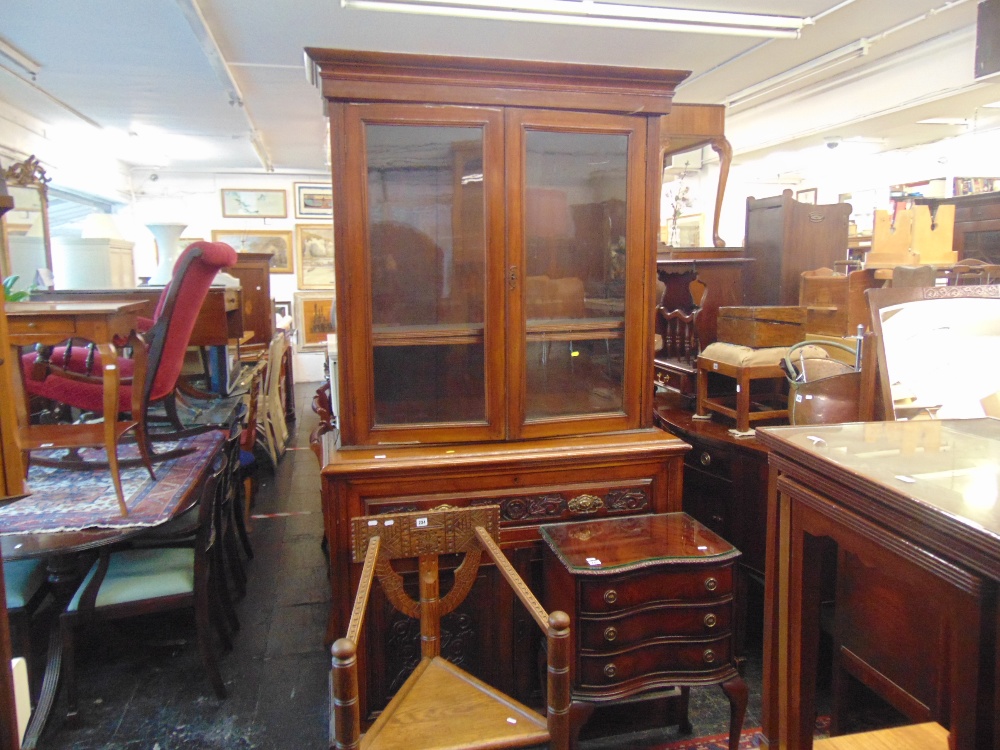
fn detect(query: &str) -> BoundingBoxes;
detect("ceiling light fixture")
[917,117,970,125]
[726,39,870,109]
[341,0,806,38]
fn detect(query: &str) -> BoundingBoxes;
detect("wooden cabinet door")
[505,108,651,440]
[335,102,507,446]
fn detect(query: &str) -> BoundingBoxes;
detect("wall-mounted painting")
[220,188,287,219]
[296,224,335,289]
[294,183,333,219]
[796,188,818,205]
[294,291,335,350]
[211,230,293,273]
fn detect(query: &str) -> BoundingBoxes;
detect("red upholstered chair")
[21,241,238,471]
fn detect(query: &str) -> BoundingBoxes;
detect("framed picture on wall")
[796,188,818,205]
[296,224,335,289]
[220,188,287,218]
[211,229,294,273]
[294,183,333,219]
[294,291,336,350]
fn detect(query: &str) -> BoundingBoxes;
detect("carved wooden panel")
[350,505,500,562]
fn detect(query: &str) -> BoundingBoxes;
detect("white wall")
[112,170,332,383]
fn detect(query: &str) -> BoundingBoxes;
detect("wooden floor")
[815,722,949,749]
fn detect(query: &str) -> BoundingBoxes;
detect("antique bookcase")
[307,48,693,718]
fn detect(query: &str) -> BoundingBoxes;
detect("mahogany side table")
[540,512,747,749]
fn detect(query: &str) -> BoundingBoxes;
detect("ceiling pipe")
[723,0,975,111]
[174,0,274,172]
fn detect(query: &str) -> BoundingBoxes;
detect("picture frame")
[796,188,818,205]
[294,291,336,350]
[220,188,287,219]
[211,229,294,273]
[296,223,335,289]
[294,182,333,219]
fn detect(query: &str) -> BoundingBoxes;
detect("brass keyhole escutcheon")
[604,626,618,642]
[603,589,618,605]
[703,649,716,664]
[604,663,617,678]
[704,577,718,592]
[704,613,718,628]
[699,451,712,467]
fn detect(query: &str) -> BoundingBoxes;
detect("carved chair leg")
[331,639,362,750]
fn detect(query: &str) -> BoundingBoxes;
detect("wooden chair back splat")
[330,505,570,750]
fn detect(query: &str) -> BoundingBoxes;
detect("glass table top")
[757,418,1000,542]
[540,513,737,574]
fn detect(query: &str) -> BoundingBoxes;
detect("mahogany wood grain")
[306,48,688,115]
[541,513,746,749]
[758,420,1000,750]
[320,429,686,719]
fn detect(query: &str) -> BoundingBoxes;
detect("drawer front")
[364,480,655,527]
[8,316,75,337]
[578,602,732,650]
[683,443,731,479]
[578,636,732,686]
[580,565,733,614]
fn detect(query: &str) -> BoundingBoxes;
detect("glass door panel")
[521,128,629,420]
[365,122,489,427]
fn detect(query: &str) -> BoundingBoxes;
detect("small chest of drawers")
[540,513,748,749]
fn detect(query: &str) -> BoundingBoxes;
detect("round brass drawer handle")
[704,613,718,628]
[703,649,716,664]
[603,589,618,605]
[699,451,712,467]
[704,577,719,592]
[603,626,618,642]
[604,663,617,678]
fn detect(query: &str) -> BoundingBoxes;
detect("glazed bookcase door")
[506,108,648,440]
[337,103,507,445]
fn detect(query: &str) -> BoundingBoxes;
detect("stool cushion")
[700,342,829,368]
[3,559,46,610]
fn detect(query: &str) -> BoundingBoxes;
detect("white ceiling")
[2,0,999,178]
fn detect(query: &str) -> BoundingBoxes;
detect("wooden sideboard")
[318,430,688,719]
[31,286,243,347]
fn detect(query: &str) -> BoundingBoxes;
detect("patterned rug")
[0,430,225,534]
[652,717,830,750]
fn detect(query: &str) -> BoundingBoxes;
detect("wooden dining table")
[6,300,147,515]
[0,429,226,750]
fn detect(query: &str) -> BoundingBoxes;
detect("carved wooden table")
[757,419,1000,750]
[540,512,747,749]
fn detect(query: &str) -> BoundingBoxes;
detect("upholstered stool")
[694,342,796,432]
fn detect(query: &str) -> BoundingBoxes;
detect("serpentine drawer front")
[541,512,746,744]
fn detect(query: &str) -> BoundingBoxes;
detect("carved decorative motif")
[605,488,649,513]
[385,610,476,697]
[4,155,49,189]
[923,284,1000,299]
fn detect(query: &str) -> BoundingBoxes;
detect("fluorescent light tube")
[342,0,806,38]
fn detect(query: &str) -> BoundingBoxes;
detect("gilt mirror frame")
[867,284,1000,421]
[0,155,52,284]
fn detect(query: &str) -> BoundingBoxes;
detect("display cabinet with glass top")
[308,49,703,718]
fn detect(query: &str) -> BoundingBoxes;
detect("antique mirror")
[0,155,52,290]
[868,285,1000,420]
